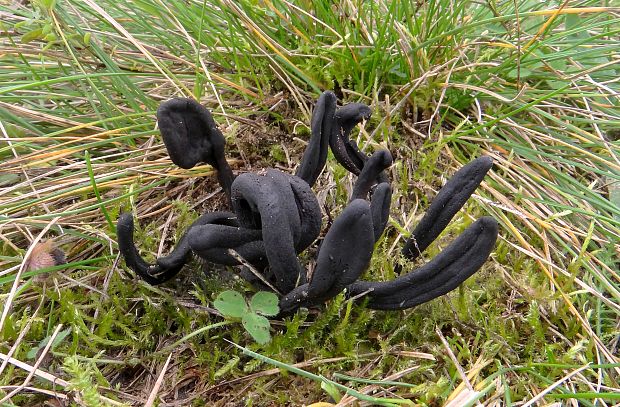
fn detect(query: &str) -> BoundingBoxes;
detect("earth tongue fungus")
[117,91,499,316]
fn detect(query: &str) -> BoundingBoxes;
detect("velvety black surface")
[157,98,234,197]
[348,216,499,309]
[402,156,493,260]
[279,199,375,313]
[330,102,372,175]
[351,150,393,201]
[230,169,318,293]
[118,92,499,316]
[188,223,263,266]
[117,211,237,284]
[370,182,392,242]
[295,91,336,186]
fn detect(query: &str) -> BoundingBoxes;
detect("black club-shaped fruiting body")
[117,91,499,316]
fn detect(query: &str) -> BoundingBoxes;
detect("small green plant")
[62,355,108,407]
[27,327,72,359]
[14,0,92,50]
[214,290,279,345]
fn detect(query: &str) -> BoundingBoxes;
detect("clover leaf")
[249,291,279,317]
[214,290,279,344]
[241,313,271,345]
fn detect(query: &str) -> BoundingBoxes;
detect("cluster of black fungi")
[117,92,499,316]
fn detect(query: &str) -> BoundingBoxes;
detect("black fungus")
[117,92,499,315]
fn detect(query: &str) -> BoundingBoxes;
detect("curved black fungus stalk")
[308,199,375,299]
[295,91,337,187]
[370,182,392,242]
[349,150,393,242]
[351,150,393,201]
[183,170,322,284]
[288,175,323,252]
[231,169,321,293]
[157,98,234,197]
[117,213,157,283]
[330,103,372,175]
[402,156,494,261]
[117,211,237,284]
[279,199,375,314]
[187,223,264,266]
[295,93,375,187]
[348,216,498,310]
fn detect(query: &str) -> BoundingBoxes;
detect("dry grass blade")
[0,351,69,388]
[0,298,43,378]
[521,365,591,407]
[144,352,173,407]
[436,327,481,406]
[0,324,64,403]
[444,388,480,407]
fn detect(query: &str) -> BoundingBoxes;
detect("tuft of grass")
[1,0,619,405]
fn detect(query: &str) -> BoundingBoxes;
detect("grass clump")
[1,0,619,405]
